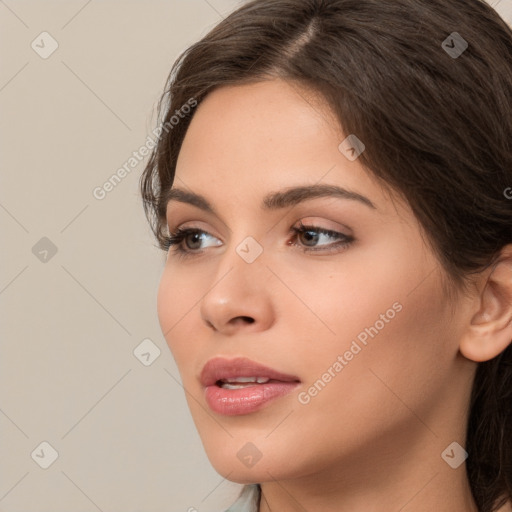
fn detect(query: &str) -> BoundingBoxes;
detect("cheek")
[156,265,197,358]
[281,243,455,408]
[290,263,455,441]
[281,226,445,356]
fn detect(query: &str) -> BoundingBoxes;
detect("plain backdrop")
[1,0,511,511]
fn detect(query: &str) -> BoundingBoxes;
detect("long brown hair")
[139,1,512,510]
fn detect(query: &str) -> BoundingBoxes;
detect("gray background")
[1,0,511,510]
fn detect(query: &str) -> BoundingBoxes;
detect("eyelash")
[162,221,355,259]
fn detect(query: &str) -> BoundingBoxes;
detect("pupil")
[301,231,319,246]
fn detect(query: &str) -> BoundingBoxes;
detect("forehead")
[177,79,340,174]
[173,79,404,219]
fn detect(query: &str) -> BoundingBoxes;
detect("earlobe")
[459,246,512,363]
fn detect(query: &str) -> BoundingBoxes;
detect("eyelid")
[167,221,223,240]
[168,215,351,237]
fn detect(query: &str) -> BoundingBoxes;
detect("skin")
[156,78,512,512]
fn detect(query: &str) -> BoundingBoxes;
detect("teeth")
[220,377,270,384]
[218,377,271,389]
[221,383,255,390]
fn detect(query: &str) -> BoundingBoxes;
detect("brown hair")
[139,1,512,510]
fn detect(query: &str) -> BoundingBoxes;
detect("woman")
[140,0,512,510]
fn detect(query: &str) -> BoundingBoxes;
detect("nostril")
[238,316,255,324]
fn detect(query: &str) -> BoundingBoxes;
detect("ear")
[459,245,512,363]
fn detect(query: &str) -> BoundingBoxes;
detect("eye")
[162,227,221,256]
[288,221,354,253]
[163,221,355,258]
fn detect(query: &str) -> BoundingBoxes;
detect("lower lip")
[204,381,300,416]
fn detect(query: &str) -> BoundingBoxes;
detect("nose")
[199,244,275,335]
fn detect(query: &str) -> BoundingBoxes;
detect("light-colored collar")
[224,484,260,512]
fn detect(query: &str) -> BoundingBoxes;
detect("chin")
[201,440,275,478]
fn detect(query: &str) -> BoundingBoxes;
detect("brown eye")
[184,231,205,250]
[290,222,355,253]
[297,228,321,247]
[163,227,222,256]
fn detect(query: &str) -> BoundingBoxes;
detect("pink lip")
[200,357,301,416]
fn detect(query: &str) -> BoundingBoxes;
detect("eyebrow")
[164,184,376,215]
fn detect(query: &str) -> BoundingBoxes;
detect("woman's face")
[157,78,474,484]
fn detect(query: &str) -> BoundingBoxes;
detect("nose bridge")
[214,215,268,281]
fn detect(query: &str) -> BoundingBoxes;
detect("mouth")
[215,376,283,389]
[200,356,301,416]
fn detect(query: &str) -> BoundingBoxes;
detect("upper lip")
[200,357,301,387]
